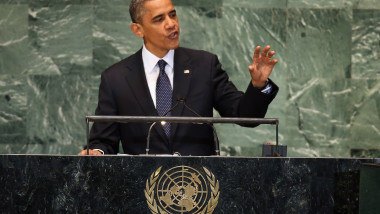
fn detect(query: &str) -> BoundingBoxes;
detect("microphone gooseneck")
[145,101,180,155]
[145,96,221,156]
[179,98,221,156]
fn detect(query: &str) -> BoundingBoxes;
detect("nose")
[165,16,176,29]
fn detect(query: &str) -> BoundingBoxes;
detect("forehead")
[142,0,175,17]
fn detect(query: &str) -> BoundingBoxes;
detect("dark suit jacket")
[89,47,278,155]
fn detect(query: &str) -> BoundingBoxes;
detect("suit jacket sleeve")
[210,54,278,124]
[87,71,121,154]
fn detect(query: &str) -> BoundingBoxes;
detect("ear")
[131,23,144,38]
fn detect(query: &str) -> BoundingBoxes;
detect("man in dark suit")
[79,0,279,156]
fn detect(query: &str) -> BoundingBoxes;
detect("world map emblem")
[144,166,220,214]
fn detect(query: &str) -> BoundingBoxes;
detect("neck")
[144,44,168,58]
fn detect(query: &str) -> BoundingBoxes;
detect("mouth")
[168,31,179,39]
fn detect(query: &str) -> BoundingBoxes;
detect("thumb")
[248,64,256,72]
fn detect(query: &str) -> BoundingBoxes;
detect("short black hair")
[129,0,151,23]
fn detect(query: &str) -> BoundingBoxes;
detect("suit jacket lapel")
[124,49,169,144]
[170,48,191,140]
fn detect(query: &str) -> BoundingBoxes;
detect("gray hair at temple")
[129,0,152,23]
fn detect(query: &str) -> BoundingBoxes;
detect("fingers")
[253,46,261,61]
[267,51,275,59]
[78,149,102,155]
[253,45,277,61]
[251,45,278,72]
[261,45,271,58]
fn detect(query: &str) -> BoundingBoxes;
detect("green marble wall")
[0,0,379,157]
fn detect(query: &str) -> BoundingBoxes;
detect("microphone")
[145,96,221,156]
[145,100,181,155]
[177,97,220,156]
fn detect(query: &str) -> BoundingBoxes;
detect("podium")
[359,163,380,214]
[0,155,375,213]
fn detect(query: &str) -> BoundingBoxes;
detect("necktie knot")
[158,59,167,74]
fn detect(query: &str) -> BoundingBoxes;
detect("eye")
[169,12,176,18]
[154,18,162,22]
[152,15,164,23]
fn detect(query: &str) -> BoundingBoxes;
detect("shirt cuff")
[261,82,273,94]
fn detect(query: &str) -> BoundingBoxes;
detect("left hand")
[248,45,278,87]
[78,149,103,155]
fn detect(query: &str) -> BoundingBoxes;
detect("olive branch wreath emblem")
[144,166,220,214]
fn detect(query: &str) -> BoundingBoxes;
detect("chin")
[170,41,180,50]
[172,44,180,50]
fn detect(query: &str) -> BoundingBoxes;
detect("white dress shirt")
[142,44,175,107]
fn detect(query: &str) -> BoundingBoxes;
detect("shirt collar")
[142,44,174,74]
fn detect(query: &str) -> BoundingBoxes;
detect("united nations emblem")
[144,166,220,214]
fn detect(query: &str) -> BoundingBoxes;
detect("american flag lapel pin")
[184,69,190,74]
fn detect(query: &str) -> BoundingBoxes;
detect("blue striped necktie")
[156,59,172,137]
